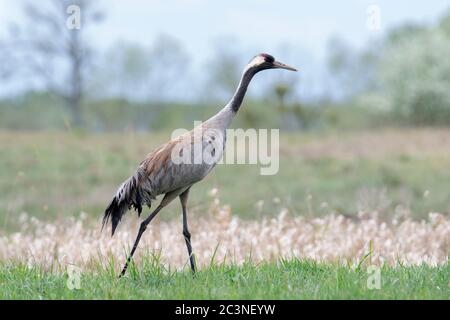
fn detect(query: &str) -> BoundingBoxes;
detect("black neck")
[230,67,257,113]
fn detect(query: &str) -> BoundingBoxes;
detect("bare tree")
[1,0,104,127]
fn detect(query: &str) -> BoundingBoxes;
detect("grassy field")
[0,259,448,299]
[1,128,450,230]
[0,128,448,300]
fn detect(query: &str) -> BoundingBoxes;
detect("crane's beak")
[272,61,297,71]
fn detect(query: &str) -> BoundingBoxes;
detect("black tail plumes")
[102,170,152,236]
[102,196,131,236]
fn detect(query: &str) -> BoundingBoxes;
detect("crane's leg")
[119,189,181,278]
[180,187,196,273]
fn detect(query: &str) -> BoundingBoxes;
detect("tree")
[205,38,243,101]
[94,41,151,100]
[147,34,190,101]
[1,0,104,127]
[94,35,189,102]
[438,10,450,36]
[378,27,450,125]
[326,37,380,101]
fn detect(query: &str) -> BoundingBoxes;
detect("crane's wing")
[141,127,223,194]
[103,126,223,235]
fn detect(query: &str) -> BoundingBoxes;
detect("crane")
[102,53,297,277]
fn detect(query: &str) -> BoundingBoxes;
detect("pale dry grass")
[1,196,448,271]
[282,128,450,160]
[3,128,450,161]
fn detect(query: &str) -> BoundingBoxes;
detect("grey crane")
[102,53,297,277]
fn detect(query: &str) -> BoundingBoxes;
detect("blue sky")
[99,0,448,56]
[0,0,449,99]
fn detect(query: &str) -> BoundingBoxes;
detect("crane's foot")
[118,257,132,278]
[189,254,197,276]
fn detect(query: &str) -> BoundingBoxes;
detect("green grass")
[0,129,448,300]
[0,258,447,299]
[1,129,449,230]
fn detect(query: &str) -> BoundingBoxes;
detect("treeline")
[0,91,392,132]
[328,11,450,126]
[0,1,449,131]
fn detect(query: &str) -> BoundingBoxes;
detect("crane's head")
[247,53,297,73]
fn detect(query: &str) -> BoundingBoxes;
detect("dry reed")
[0,196,448,272]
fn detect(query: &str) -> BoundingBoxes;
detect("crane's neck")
[204,66,257,130]
[229,67,256,113]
